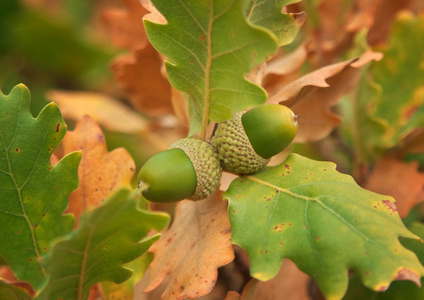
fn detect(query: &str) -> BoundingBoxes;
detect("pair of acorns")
[138,104,298,203]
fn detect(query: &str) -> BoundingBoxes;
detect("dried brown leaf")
[60,116,135,222]
[364,156,424,218]
[48,90,148,134]
[111,44,173,116]
[144,190,234,299]
[262,43,309,97]
[102,0,149,50]
[269,51,383,143]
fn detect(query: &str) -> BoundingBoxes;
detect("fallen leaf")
[364,156,424,218]
[48,90,148,134]
[60,115,135,222]
[269,50,383,143]
[144,190,234,299]
[111,44,173,116]
[102,0,149,50]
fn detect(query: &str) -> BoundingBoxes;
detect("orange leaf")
[48,90,148,134]
[364,156,424,218]
[102,0,149,50]
[269,51,383,143]
[144,190,234,299]
[111,44,173,116]
[61,116,135,222]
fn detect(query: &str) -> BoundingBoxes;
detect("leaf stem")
[200,0,214,141]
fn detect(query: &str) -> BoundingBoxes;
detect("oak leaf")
[364,156,424,218]
[102,0,149,50]
[144,190,234,299]
[60,115,135,222]
[269,50,383,143]
[48,90,148,134]
[111,44,173,116]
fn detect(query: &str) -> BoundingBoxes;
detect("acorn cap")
[211,112,270,174]
[242,104,298,159]
[169,138,222,200]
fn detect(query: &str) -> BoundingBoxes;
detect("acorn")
[211,104,298,174]
[138,138,222,203]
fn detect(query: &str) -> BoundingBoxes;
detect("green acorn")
[211,104,298,174]
[138,138,222,203]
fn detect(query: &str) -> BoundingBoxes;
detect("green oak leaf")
[0,84,81,289]
[344,222,424,300]
[37,188,169,300]
[224,154,424,300]
[144,0,278,135]
[371,13,424,146]
[0,281,31,300]
[246,0,305,46]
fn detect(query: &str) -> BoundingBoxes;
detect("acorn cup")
[211,104,298,174]
[138,138,222,203]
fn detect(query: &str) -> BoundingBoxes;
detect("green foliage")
[344,222,424,300]
[37,189,169,300]
[344,13,424,162]
[246,0,303,46]
[144,0,278,134]
[224,154,424,299]
[0,84,81,289]
[0,280,31,300]
[372,13,424,144]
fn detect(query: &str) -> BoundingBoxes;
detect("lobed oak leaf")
[364,156,424,218]
[48,90,148,134]
[144,190,234,299]
[59,115,135,222]
[269,50,383,143]
[102,0,149,50]
[111,44,173,116]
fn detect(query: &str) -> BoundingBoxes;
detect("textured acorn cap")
[211,112,270,174]
[169,138,222,200]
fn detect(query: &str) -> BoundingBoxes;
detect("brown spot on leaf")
[382,200,397,212]
[285,164,290,170]
[378,285,388,292]
[179,35,183,38]
[230,33,234,37]
[14,148,20,153]
[200,35,205,41]
[394,268,421,286]
[274,224,285,232]
[55,123,61,132]
[16,231,20,234]
[365,271,370,276]
[190,60,194,64]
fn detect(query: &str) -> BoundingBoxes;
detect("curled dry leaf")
[262,43,309,97]
[59,115,135,222]
[102,0,149,50]
[364,156,424,218]
[111,44,173,116]
[144,190,234,299]
[269,50,383,143]
[48,90,148,134]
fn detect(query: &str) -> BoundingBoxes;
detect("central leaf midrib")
[200,0,214,140]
